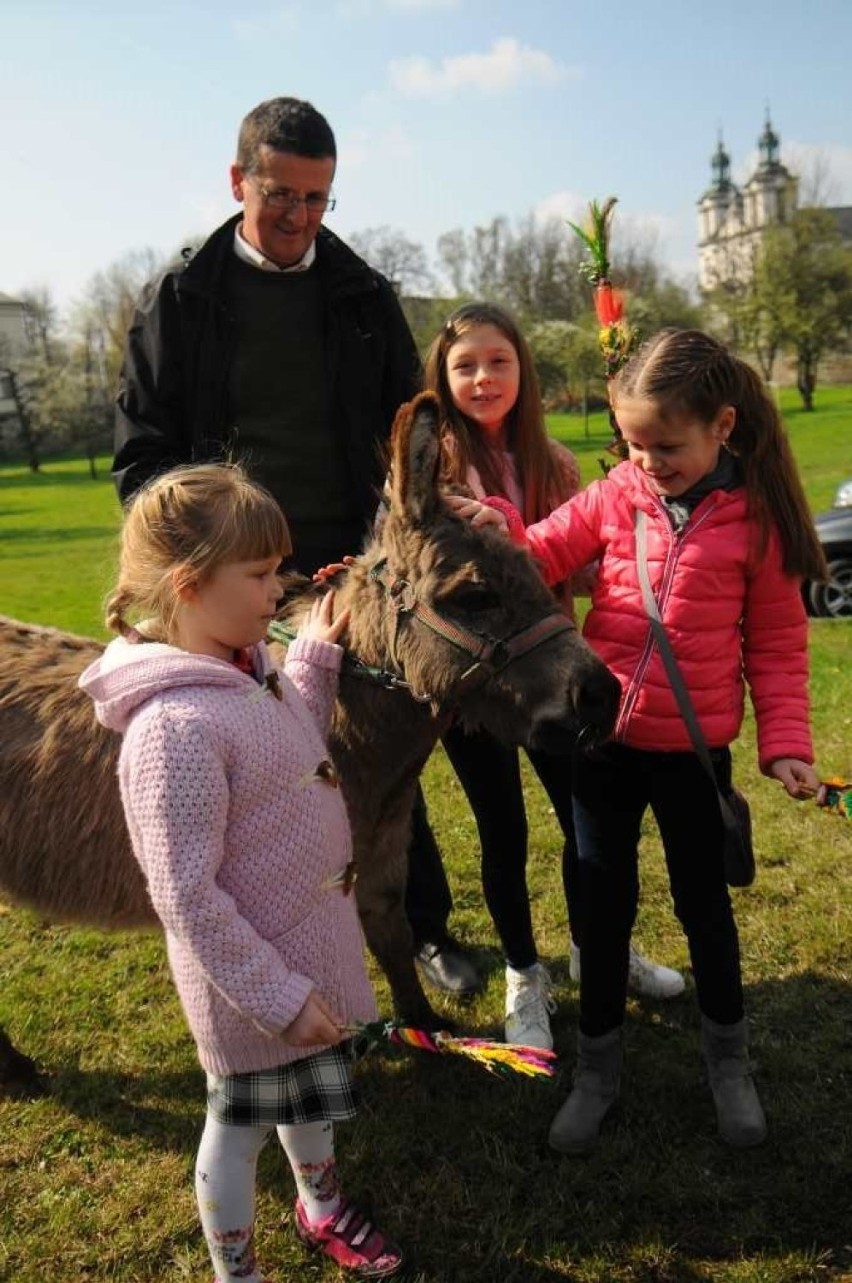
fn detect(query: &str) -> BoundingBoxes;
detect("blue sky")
[3,0,851,318]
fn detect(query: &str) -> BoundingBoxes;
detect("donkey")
[0,393,620,1095]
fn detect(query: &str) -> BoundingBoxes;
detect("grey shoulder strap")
[635,508,723,795]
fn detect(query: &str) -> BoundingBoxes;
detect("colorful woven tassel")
[817,778,852,819]
[349,1020,556,1079]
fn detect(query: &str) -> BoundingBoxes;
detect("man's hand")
[312,555,355,584]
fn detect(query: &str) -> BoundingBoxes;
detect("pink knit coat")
[486,460,813,772]
[79,635,377,1076]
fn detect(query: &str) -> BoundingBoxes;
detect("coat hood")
[78,635,267,733]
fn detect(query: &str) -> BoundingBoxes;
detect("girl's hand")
[298,591,350,645]
[282,990,344,1048]
[444,493,509,533]
[768,758,820,800]
[312,555,355,585]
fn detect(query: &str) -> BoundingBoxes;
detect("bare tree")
[19,287,59,364]
[791,147,842,207]
[346,226,433,296]
[79,247,166,391]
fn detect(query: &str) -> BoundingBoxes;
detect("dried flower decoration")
[566,196,638,382]
[566,196,638,469]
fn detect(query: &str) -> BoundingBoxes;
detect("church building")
[697,115,799,291]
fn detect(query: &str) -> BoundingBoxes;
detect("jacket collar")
[177,216,379,302]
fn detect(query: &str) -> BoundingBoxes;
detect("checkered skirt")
[206,1043,358,1127]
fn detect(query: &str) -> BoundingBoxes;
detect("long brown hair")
[611,329,826,579]
[423,302,570,522]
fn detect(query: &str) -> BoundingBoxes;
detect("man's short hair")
[236,97,336,172]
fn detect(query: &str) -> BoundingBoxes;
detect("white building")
[697,115,799,291]
[697,115,852,293]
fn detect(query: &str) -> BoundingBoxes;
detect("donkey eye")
[442,582,501,613]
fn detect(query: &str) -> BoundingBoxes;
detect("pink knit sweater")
[79,635,377,1076]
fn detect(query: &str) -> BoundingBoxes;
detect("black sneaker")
[414,939,482,995]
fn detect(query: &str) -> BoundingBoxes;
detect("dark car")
[805,481,852,618]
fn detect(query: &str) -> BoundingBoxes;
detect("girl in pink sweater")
[79,464,402,1281]
[449,328,825,1155]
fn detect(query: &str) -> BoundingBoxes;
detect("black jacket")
[113,215,421,523]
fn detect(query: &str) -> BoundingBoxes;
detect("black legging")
[441,723,579,970]
[572,742,742,1036]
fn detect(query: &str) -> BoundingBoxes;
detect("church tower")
[697,135,737,246]
[697,114,798,291]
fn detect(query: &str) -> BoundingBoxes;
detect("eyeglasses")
[254,182,336,214]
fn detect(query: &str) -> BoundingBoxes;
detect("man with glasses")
[112,95,480,998]
[116,96,415,576]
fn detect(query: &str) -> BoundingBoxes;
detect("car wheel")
[809,557,852,618]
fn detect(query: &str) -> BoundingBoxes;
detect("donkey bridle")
[268,559,574,708]
[366,557,575,704]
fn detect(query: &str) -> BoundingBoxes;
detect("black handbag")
[718,787,756,888]
[635,509,756,888]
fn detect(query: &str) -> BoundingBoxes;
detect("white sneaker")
[568,943,685,1000]
[627,946,685,999]
[505,963,556,1050]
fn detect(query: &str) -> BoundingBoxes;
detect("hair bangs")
[207,483,291,569]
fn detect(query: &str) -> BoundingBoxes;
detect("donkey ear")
[388,391,441,524]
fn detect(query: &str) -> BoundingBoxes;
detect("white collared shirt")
[233,225,316,273]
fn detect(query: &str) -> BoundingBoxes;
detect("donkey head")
[347,393,620,752]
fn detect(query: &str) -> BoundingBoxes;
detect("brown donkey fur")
[0,393,620,1094]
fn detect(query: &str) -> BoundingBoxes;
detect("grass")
[0,455,121,638]
[1,401,851,1283]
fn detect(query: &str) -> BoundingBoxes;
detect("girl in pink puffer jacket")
[449,328,826,1156]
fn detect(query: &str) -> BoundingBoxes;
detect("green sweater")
[225,256,357,524]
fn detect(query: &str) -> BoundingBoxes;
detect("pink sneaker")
[294,1198,403,1278]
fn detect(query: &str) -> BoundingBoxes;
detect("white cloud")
[232,5,299,43]
[389,37,567,97]
[533,191,589,228]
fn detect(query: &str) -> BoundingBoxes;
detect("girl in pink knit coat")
[449,329,826,1157]
[79,464,402,1281]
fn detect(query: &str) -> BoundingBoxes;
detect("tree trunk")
[796,351,817,412]
[7,370,40,471]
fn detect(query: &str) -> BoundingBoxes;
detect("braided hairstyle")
[105,463,290,643]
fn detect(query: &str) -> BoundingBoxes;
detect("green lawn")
[0,456,120,638]
[1,401,851,1283]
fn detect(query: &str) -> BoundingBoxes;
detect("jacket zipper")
[613,496,718,741]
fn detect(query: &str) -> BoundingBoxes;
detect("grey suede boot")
[701,1015,767,1148]
[548,1028,622,1155]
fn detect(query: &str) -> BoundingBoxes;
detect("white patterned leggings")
[195,1113,340,1282]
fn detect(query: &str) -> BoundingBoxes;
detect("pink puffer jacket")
[491,461,813,772]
